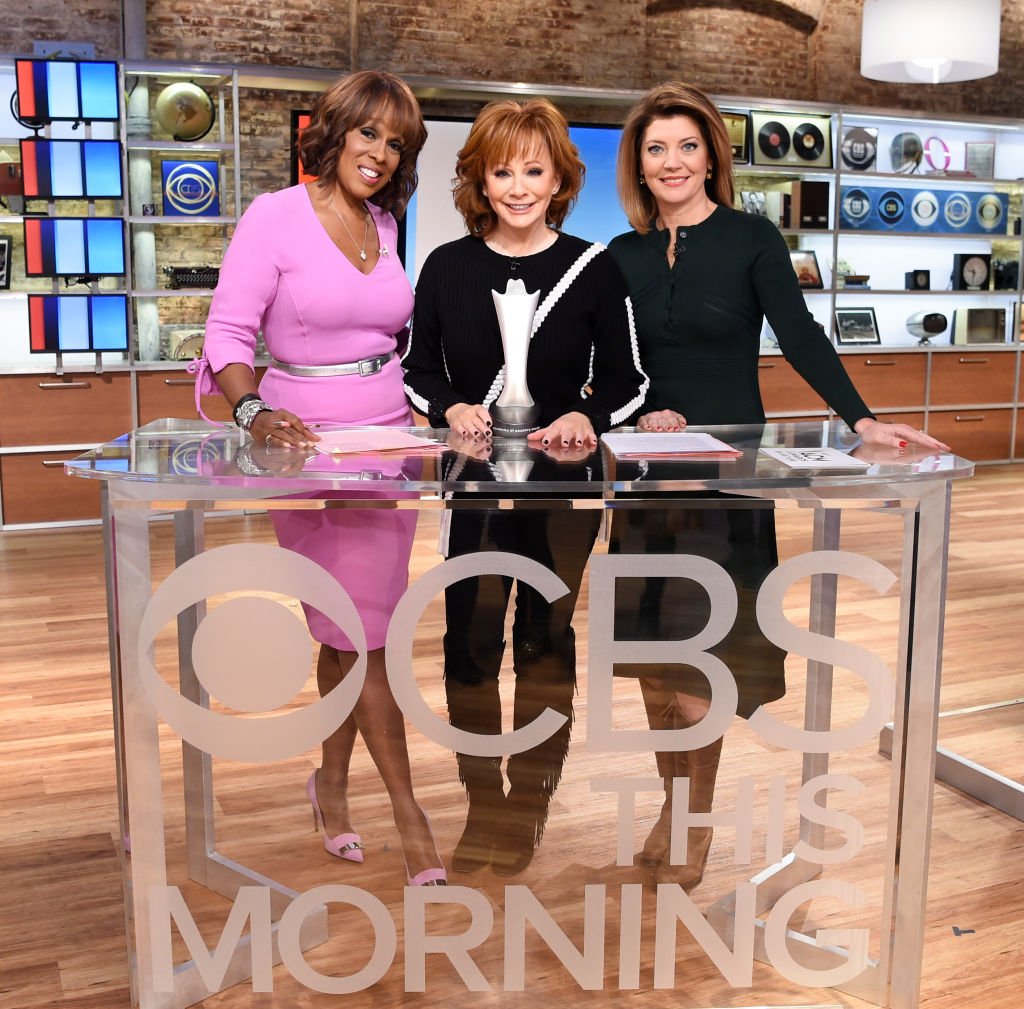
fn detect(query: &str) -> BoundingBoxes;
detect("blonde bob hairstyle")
[453,99,584,238]
[616,82,735,233]
[297,69,427,218]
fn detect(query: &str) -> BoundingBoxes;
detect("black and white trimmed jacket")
[402,233,648,432]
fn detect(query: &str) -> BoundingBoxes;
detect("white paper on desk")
[760,446,869,469]
[601,431,740,457]
[313,429,443,455]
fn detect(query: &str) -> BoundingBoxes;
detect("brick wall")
[0,0,121,60]
[5,0,1021,117]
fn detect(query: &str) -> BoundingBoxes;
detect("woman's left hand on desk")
[854,418,950,452]
[528,411,597,449]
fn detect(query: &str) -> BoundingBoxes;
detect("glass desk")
[67,420,973,1009]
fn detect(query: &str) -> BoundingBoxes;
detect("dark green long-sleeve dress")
[607,205,873,717]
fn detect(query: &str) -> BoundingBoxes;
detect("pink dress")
[204,184,416,651]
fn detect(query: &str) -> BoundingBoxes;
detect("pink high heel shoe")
[306,771,364,863]
[404,813,447,886]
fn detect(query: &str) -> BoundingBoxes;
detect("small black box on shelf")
[905,269,930,290]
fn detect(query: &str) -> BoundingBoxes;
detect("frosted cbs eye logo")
[911,191,939,228]
[170,437,223,475]
[943,193,972,230]
[877,191,905,226]
[164,162,218,215]
[137,543,366,761]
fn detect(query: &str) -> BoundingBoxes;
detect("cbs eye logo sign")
[138,543,368,761]
[161,159,220,217]
[839,185,1007,234]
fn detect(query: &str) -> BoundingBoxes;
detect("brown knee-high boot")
[654,735,724,890]
[635,680,689,869]
[446,675,506,873]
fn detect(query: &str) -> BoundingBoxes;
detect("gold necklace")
[329,197,370,261]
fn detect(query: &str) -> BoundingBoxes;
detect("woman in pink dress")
[203,70,445,885]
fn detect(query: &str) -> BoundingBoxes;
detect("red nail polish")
[899,440,908,448]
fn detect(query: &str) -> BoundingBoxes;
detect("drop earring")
[639,175,646,186]
[706,167,713,180]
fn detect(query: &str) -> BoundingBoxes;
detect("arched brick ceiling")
[646,0,824,33]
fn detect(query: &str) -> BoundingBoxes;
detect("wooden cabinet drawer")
[136,368,267,426]
[929,352,1017,406]
[137,370,233,425]
[1,452,102,523]
[927,408,1012,461]
[0,374,132,447]
[758,357,827,414]
[841,353,926,409]
[873,411,926,430]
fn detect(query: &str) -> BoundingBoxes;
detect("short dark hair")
[617,81,735,233]
[453,98,584,237]
[297,70,427,217]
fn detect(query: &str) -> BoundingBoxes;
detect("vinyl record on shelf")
[758,121,790,160]
[793,122,825,162]
[877,190,905,225]
[840,127,877,171]
[751,111,832,168]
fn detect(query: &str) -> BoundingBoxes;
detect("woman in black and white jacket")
[403,97,647,878]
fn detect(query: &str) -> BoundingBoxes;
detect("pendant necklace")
[330,197,370,261]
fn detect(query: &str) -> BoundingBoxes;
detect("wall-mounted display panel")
[14,58,120,123]
[19,139,123,199]
[23,217,126,277]
[27,293,129,353]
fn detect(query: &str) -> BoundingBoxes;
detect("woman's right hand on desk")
[250,409,320,450]
[445,402,492,440]
[636,409,687,432]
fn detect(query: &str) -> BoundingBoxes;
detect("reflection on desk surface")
[64,418,972,494]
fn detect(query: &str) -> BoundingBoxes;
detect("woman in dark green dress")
[608,81,947,891]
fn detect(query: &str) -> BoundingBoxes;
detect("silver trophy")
[490,278,541,438]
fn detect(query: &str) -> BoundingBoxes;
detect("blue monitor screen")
[20,139,123,199]
[15,59,120,123]
[28,294,129,353]
[23,217,126,277]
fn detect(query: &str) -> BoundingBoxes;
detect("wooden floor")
[0,465,1022,1009]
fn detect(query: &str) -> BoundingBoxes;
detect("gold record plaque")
[751,110,833,169]
[720,110,750,164]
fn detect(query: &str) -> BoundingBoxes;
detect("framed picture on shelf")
[720,110,749,164]
[790,249,823,289]
[0,235,10,290]
[835,307,881,346]
[965,141,996,178]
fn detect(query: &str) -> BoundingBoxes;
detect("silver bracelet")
[235,445,269,475]
[235,397,273,430]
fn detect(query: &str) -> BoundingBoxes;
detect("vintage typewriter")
[163,265,220,290]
